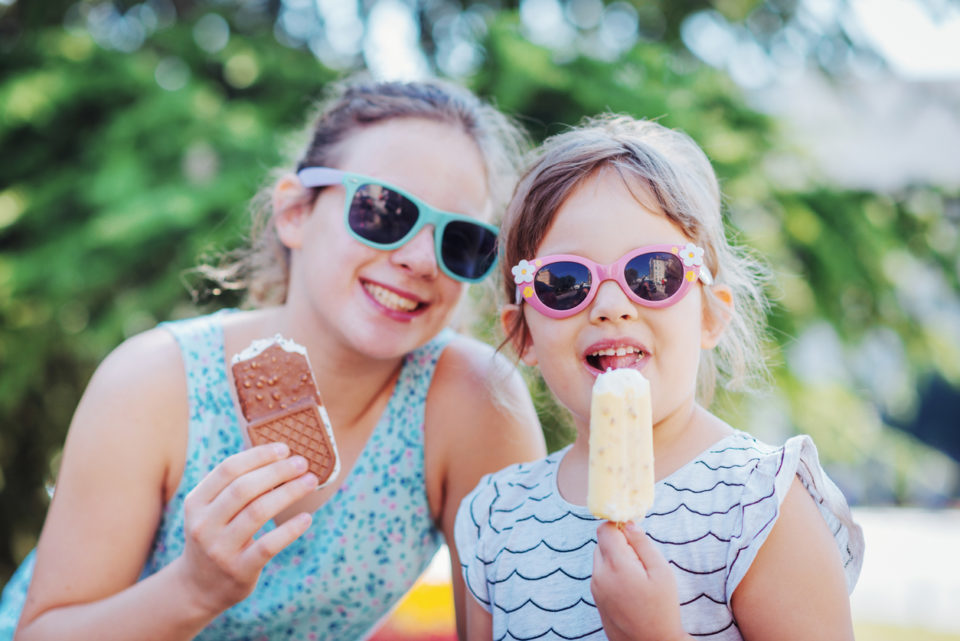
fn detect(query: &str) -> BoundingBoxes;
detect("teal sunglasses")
[297,167,499,283]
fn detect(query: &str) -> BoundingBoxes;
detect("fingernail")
[273,442,289,457]
[625,521,639,532]
[301,473,318,487]
[292,456,308,471]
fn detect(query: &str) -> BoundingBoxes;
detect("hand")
[591,521,689,641]
[175,443,319,615]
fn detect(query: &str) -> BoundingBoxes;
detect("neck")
[242,305,407,432]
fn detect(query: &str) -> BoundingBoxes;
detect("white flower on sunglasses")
[679,243,704,267]
[512,260,536,285]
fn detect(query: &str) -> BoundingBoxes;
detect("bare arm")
[464,590,493,641]
[15,329,318,641]
[731,477,854,641]
[425,337,546,641]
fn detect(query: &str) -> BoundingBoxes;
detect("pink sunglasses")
[513,243,714,319]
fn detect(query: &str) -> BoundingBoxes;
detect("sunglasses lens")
[535,262,592,311]
[625,252,685,301]
[348,184,419,245]
[440,221,498,280]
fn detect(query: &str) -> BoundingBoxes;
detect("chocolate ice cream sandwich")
[231,335,340,487]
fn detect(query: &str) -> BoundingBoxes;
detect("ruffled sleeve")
[454,473,496,613]
[724,434,864,600]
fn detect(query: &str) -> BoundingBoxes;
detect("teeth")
[589,346,644,358]
[364,283,419,312]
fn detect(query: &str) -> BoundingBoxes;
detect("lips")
[362,281,424,314]
[584,342,648,373]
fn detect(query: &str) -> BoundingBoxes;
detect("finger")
[224,471,320,544]
[596,521,650,575]
[593,537,606,570]
[621,521,666,570]
[204,454,310,528]
[239,511,313,575]
[189,443,290,506]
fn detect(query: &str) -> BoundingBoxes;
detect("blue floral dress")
[1,311,452,640]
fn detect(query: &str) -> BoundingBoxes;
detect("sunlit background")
[1,0,958,639]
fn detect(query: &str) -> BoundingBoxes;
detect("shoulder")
[730,475,857,638]
[455,453,560,538]
[429,333,540,426]
[427,332,543,449]
[54,325,191,499]
[715,432,863,594]
[473,452,560,499]
[432,333,522,398]
[425,332,545,528]
[71,326,189,455]
[87,326,186,408]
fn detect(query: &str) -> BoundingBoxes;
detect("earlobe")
[702,285,734,350]
[500,304,537,366]
[273,174,314,250]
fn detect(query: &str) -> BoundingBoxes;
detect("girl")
[0,78,546,641]
[455,116,864,640]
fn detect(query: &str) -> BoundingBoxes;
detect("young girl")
[0,78,546,641]
[455,116,864,640]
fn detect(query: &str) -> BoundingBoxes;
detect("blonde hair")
[500,115,770,403]
[198,76,527,306]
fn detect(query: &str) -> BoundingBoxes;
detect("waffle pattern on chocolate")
[246,401,337,482]
[232,342,338,486]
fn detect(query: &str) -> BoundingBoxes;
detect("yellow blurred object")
[384,581,455,634]
[368,547,457,641]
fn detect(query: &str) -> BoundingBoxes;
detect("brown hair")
[500,115,770,403]
[198,76,527,306]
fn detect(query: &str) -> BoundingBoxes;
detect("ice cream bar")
[587,368,654,523]
[231,335,340,488]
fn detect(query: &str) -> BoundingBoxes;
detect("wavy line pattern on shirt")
[647,499,740,519]
[668,559,726,575]
[494,626,605,641]
[477,537,598,566]
[695,458,761,471]
[492,492,554,514]
[680,592,727,606]
[663,479,746,494]
[494,596,595,614]
[510,511,599,526]
[690,618,738,637]
[456,432,858,641]
[488,565,593,584]
[648,529,734,546]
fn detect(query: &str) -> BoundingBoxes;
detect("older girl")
[1,78,545,641]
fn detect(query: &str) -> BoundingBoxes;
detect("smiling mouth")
[586,346,646,371]
[363,282,422,313]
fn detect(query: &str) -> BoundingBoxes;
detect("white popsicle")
[587,368,654,523]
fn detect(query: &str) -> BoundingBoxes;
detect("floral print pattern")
[0,311,452,641]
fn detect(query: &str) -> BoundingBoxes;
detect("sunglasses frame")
[513,243,714,319]
[297,167,498,283]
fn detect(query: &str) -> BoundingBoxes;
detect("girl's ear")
[273,173,314,250]
[500,304,538,366]
[701,285,734,350]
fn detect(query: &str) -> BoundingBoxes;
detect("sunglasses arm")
[297,167,347,188]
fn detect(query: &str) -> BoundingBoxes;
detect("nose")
[588,278,637,323]
[390,226,439,279]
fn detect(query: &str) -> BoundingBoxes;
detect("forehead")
[535,168,688,261]
[334,117,491,219]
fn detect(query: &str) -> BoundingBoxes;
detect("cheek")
[652,298,704,357]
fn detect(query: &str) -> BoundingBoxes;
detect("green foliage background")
[1,6,959,586]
